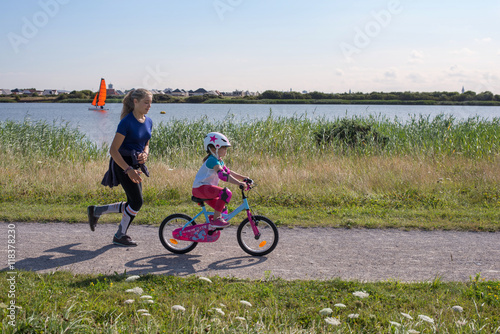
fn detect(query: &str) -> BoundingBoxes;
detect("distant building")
[170,89,188,97]
[221,90,244,97]
[191,88,208,96]
[106,83,120,96]
[0,89,12,95]
[461,86,465,94]
[42,89,59,96]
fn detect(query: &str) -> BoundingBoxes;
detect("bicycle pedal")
[208,227,223,234]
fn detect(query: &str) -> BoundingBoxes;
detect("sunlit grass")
[0,271,499,333]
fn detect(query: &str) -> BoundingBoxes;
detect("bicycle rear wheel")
[237,215,279,256]
[159,214,198,254]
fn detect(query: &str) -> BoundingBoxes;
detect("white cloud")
[408,50,424,64]
[335,69,344,76]
[475,37,492,43]
[384,68,397,79]
[451,48,476,56]
[407,73,425,83]
[447,65,466,77]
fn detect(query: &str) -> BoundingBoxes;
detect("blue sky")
[1,0,499,93]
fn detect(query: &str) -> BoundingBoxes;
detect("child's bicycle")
[159,180,279,256]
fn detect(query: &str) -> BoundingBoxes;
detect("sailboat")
[89,78,109,111]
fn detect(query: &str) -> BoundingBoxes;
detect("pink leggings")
[192,185,228,212]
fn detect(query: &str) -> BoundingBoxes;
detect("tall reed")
[0,119,107,161]
[150,113,499,163]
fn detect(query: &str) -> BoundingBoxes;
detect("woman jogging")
[87,88,153,247]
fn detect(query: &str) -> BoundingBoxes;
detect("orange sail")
[91,78,107,107]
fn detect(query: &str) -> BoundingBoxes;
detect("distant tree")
[309,91,328,99]
[476,91,494,101]
[259,90,283,99]
[462,91,477,101]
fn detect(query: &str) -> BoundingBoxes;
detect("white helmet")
[204,132,231,153]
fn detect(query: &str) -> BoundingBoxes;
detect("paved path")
[2,222,499,282]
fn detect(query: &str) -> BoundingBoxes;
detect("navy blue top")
[101,113,152,188]
[117,112,153,152]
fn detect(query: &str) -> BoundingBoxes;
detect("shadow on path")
[124,255,267,276]
[2,243,115,272]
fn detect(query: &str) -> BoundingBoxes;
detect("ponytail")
[120,88,152,120]
[203,144,215,162]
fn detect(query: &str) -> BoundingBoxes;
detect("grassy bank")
[1,271,499,333]
[0,114,499,230]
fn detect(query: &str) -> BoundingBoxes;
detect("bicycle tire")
[237,215,279,256]
[159,213,198,254]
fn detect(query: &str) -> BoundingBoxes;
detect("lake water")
[1,103,499,145]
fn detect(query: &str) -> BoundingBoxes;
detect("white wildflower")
[240,300,252,307]
[137,309,149,313]
[124,299,134,304]
[319,308,333,316]
[144,300,154,304]
[172,305,185,312]
[418,314,434,324]
[235,317,246,321]
[401,312,413,320]
[125,275,140,282]
[125,287,144,295]
[348,313,359,319]
[452,305,463,313]
[141,313,151,317]
[407,330,420,334]
[140,295,153,299]
[456,319,467,326]
[325,317,341,326]
[214,308,225,316]
[334,303,347,308]
[220,303,226,308]
[352,291,369,298]
[199,276,213,283]
[389,321,401,327]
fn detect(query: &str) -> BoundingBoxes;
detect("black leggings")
[114,156,143,212]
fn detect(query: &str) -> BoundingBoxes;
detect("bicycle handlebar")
[240,178,254,191]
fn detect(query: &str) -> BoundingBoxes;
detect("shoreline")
[1,98,500,106]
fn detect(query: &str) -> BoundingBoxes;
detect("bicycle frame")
[180,188,260,237]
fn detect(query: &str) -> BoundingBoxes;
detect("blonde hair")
[120,88,152,119]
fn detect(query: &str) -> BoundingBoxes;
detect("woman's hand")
[126,168,143,183]
[137,152,148,164]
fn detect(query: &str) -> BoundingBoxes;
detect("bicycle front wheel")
[159,214,198,254]
[237,215,279,256]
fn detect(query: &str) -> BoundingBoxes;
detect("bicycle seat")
[191,196,209,204]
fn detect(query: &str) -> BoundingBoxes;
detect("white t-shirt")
[192,155,224,188]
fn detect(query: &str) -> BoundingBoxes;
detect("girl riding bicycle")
[192,132,250,228]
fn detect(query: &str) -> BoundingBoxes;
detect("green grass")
[2,202,499,232]
[0,271,499,333]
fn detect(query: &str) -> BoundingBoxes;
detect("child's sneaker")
[210,217,230,228]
